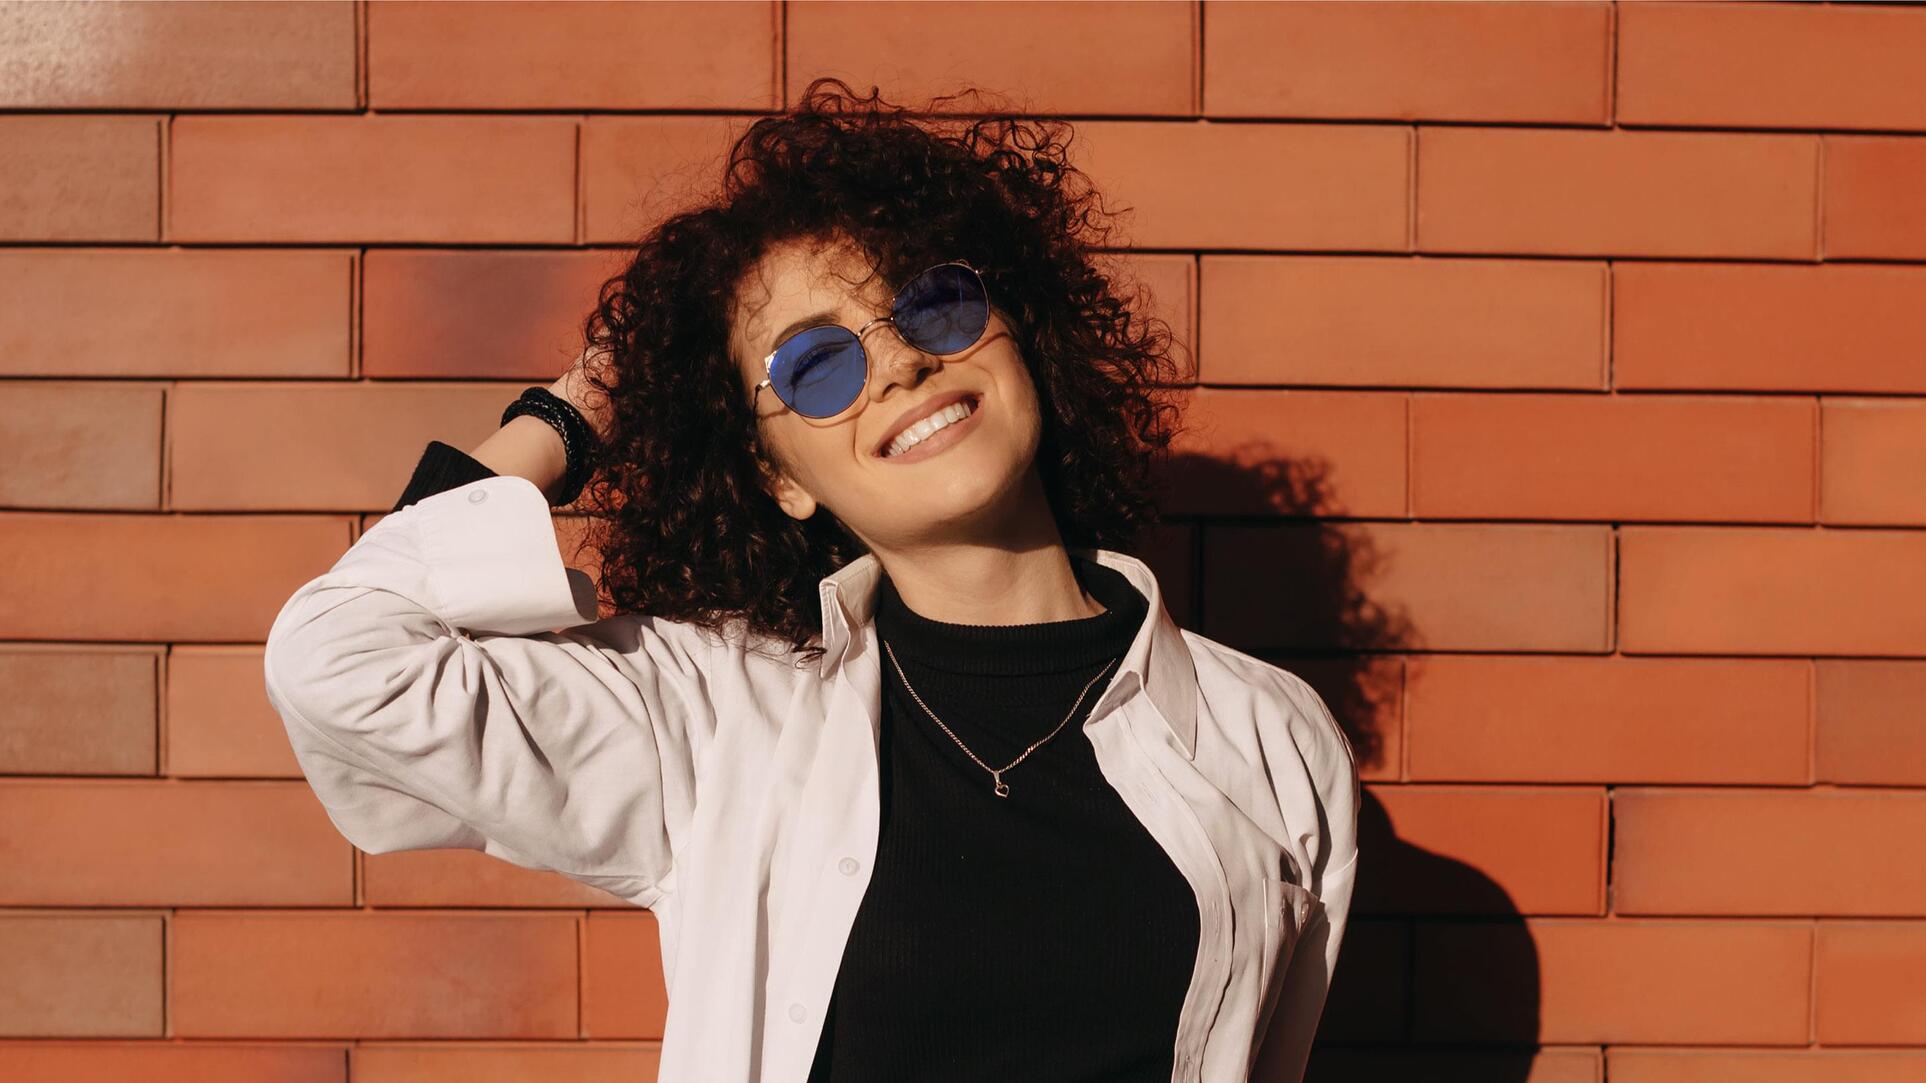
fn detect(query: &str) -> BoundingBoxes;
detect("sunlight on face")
[729,235,1042,551]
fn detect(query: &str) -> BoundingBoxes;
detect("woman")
[265,79,1359,1083]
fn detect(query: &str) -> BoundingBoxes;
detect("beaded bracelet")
[501,385,602,507]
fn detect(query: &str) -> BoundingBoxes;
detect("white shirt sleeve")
[261,474,711,910]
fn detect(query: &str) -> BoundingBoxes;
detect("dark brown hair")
[576,78,1189,667]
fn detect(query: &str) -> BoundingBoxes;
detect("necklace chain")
[881,638,1119,798]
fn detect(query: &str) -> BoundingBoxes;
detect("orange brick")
[582,911,670,1039]
[1415,918,1810,1043]
[0,116,160,241]
[1615,789,1926,916]
[362,249,619,379]
[355,1044,660,1079]
[1615,262,1926,394]
[0,381,162,509]
[787,0,1192,116]
[1418,127,1817,258]
[1207,0,1610,123]
[1824,136,1926,260]
[170,911,578,1038]
[0,914,164,1037]
[1410,392,1814,522]
[1817,922,1926,1043]
[0,648,157,776]
[0,1042,345,1083]
[0,780,351,906]
[0,249,354,379]
[0,510,350,642]
[364,848,631,909]
[1361,784,1605,916]
[1611,1049,1926,1083]
[1821,399,1926,525]
[1204,522,1612,652]
[1199,255,1607,389]
[1066,121,1410,251]
[1406,654,1808,785]
[0,1,355,109]
[169,383,524,511]
[170,116,575,243]
[1619,2,1926,131]
[1620,526,1926,656]
[580,115,756,244]
[1095,251,1195,384]
[1816,660,1926,787]
[1139,521,1196,631]
[370,0,775,110]
[1165,388,1406,518]
[166,647,303,779]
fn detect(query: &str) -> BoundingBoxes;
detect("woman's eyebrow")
[767,311,842,353]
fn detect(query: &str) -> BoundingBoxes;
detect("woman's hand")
[547,345,617,445]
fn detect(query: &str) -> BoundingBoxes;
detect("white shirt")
[263,473,1361,1083]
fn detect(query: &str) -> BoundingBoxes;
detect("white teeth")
[884,398,975,457]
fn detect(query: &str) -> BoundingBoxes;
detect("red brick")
[0,648,157,776]
[0,249,353,379]
[0,381,162,509]
[354,1043,660,1080]
[0,116,159,241]
[1620,526,1926,656]
[0,1,355,109]
[364,848,631,909]
[1360,784,1605,916]
[1418,127,1817,258]
[1821,399,1926,525]
[1824,136,1926,260]
[1415,918,1810,1043]
[580,115,755,244]
[1066,121,1410,251]
[1165,388,1406,518]
[1619,2,1926,132]
[1815,922,1926,1043]
[1204,523,1612,652]
[581,911,669,1039]
[170,911,578,1038]
[168,383,523,511]
[1406,654,1809,785]
[1611,1049,1926,1083]
[370,0,775,110]
[1816,660,1926,787]
[787,0,1192,116]
[0,780,351,906]
[1207,0,1610,123]
[362,249,619,379]
[1095,251,1195,384]
[1615,789,1926,916]
[0,1042,344,1083]
[1199,255,1607,389]
[165,647,303,779]
[1615,261,1926,394]
[0,510,350,642]
[0,914,164,1037]
[170,116,575,243]
[1410,392,1814,522]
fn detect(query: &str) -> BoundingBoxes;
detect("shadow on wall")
[1156,448,1542,1080]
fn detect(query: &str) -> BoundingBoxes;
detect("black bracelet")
[501,386,601,507]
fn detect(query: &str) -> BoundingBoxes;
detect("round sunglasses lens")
[895,264,988,355]
[772,325,867,418]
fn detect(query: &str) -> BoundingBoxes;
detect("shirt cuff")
[392,440,500,513]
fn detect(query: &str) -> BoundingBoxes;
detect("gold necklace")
[881,638,1119,798]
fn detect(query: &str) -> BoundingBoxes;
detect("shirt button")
[838,857,859,876]
[787,1001,807,1023]
[468,489,487,503]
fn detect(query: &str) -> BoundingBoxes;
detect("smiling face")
[730,234,1045,552]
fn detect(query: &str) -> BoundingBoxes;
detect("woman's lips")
[877,394,983,464]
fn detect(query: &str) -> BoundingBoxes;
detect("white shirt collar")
[813,546,1200,759]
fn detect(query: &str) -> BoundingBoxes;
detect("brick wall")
[2,2,1923,1080]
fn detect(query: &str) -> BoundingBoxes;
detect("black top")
[391,441,1200,1081]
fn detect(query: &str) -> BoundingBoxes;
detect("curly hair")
[573,77,1190,668]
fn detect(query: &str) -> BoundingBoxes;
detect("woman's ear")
[768,470,819,521]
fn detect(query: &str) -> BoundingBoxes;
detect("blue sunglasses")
[752,260,990,420]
